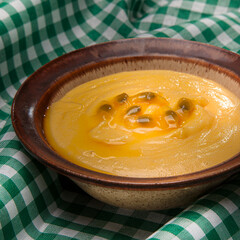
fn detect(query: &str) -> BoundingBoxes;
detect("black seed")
[116,93,128,103]
[137,115,152,124]
[126,106,141,115]
[138,92,156,101]
[99,104,112,112]
[165,110,178,120]
[178,98,193,112]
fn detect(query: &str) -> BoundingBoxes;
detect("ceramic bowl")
[11,38,240,210]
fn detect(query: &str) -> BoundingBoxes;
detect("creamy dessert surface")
[44,70,240,177]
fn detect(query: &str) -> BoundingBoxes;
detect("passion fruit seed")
[178,98,194,112]
[116,93,128,103]
[137,115,152,124]
[126,105,141,115]
[165,110,178,121]
[99,104,113,112]
[138,92,156,101]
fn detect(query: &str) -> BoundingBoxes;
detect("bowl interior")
[46,56,240,105]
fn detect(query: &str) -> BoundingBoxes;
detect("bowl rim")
[11,37,240,190]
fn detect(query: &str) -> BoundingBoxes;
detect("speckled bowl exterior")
[73,178,225,210]
[11,38,240,210]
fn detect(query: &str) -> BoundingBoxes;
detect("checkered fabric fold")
[1,0,240,239]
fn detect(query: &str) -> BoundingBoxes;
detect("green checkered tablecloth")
[1,0,240,239]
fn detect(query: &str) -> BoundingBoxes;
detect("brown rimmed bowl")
[11,38,240,210]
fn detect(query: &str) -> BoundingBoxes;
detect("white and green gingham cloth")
[1,0,240,239]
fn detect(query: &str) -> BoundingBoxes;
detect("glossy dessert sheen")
[44,70,240,177]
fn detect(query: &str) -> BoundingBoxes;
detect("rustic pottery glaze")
[12,38,240,210]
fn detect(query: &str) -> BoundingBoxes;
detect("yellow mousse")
[44,70,240,177]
